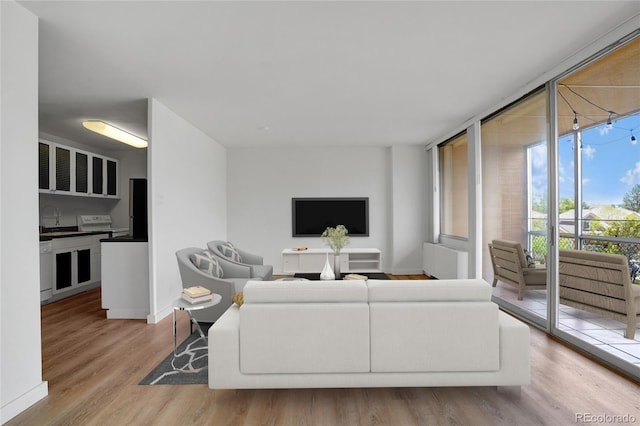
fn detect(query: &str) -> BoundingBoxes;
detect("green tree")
[602,214,640,239]
[622,184,640,212]
[532,197,547,214]
[595,215,640,260]
[559,197,575,214]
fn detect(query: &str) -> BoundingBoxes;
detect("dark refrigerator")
[129,178,148,239]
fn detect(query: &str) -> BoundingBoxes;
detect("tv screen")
[292,197,369,237]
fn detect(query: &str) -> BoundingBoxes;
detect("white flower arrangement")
[321,225,350,255]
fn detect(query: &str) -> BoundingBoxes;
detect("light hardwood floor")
[7,277,640,426]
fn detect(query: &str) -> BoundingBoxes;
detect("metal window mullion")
[575,130,583,250]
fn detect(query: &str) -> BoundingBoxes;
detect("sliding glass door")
[485,34,640,376]
[552,35,640,374]
[481,89,549,325]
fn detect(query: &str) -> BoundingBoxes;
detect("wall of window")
[438,132,468,239]
[432,29,640,379]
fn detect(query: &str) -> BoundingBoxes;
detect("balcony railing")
[527,219,640,283]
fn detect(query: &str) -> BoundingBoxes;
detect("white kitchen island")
[101,238,149,319]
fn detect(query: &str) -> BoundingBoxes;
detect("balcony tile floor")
[492,285,640,367]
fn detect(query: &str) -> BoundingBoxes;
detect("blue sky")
[531,113,640,208]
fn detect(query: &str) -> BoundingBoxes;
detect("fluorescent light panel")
[82,120,148,148]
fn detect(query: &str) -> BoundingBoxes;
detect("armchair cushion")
[220,242,242,263]
[189,250,223,278]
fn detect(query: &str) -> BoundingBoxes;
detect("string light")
[606,112,613,129]
[558,85,639,144]
[558,89,580,131]
[560,84,619,118]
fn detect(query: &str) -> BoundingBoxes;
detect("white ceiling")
[19,1,640,152]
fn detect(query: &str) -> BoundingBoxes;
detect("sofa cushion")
[189,250,223,278]
[522,267,546,285]
[240,302,370,374]
[367,279,492,302]
[369,301,500,373]
[220,241,242,263]
[243,280,368,303]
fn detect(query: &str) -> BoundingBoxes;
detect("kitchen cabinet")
[75,151,89,193]
[39,142,51,190]
[49,234,108,297]
[106,159,117,196]
[38,139,119,199]
[92,156,103,194]
[55,146,71,191]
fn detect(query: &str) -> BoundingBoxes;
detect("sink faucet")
[40,206,61,231]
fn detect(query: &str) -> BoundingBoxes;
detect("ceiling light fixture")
[82,120,148,148]
[605,112,613,129]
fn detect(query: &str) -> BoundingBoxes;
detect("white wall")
[390,145,428,274]
[147,99,227,323]
[227,146,393,273]
[1,1,48,422]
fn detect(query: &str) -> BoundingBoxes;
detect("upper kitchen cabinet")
[39,140,119,199]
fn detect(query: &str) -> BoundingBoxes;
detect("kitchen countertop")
[39,227,114,242]
[101,235,148,243]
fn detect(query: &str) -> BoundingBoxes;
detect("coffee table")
[293,272,389,280]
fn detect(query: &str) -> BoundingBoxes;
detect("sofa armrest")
[209,305,241,389]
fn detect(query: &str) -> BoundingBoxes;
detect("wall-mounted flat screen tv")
[292,197,369,237]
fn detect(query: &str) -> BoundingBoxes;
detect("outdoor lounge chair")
[488,239,547,300]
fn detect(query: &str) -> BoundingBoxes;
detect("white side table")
[172,294,221,357]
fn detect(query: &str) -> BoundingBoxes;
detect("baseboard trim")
[106,309,148,320]
[1,381,48,424]
[147,304,172,324]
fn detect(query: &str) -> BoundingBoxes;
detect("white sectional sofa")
[208,279,530,389]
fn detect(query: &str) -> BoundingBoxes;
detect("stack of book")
[182,285,213,304]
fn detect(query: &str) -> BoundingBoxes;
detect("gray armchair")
[176,247,255,323]
[206,240,273,281]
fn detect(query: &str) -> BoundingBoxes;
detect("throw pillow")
[189,251,224,278]
[220,242,242,263]
[231,291,244,306]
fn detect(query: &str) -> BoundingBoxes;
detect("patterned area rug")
[139,325,210,385]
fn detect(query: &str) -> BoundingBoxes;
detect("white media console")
[282,248,382,274]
